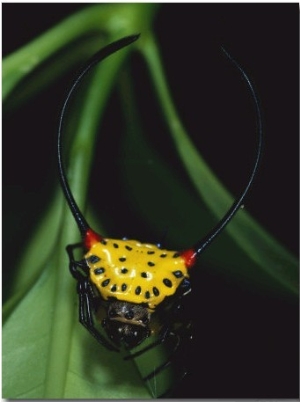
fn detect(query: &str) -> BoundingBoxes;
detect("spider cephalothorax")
[102,301,151,349]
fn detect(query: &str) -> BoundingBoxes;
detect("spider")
[57,34,262,391]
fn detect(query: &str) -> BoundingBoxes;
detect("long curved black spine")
[57,34,140,237]
[192,47,263,257]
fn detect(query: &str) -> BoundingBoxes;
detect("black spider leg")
[66,243,119,352]
[125,326,185,399]
[142,316,192,381]
[124,314,184,362]
[145,315,193,399]
[145,281,193,397]
[125,278,191,359]
[125,280,192,394]
[156,320,193,398]
[142,332,180,380]
[147,321,192,397]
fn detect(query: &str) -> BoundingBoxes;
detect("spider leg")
[124,337,162,360]
[66,242,119,352]
[126,280,193,397]
[124,315,178,360]
[143,319,193,379]
[151,322,193,398]
[126,278,191,360]
[140,322,192,398]
[76,278,119,352]
[142,331,181,380]
[66,243,89,280]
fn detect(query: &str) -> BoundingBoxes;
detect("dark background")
[3,3,299,398]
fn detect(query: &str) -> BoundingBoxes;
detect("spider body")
[57,34,262,385]
[86,236,190,347]
[67,228,192,350]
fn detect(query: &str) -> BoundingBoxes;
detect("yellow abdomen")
[86,238,189,310]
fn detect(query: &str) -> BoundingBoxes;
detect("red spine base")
[84,228,103,250]
[180,249,197,268]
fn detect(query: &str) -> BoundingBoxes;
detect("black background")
[3,3,299,398]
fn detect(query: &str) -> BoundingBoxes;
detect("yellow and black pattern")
[86,238,189,310]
